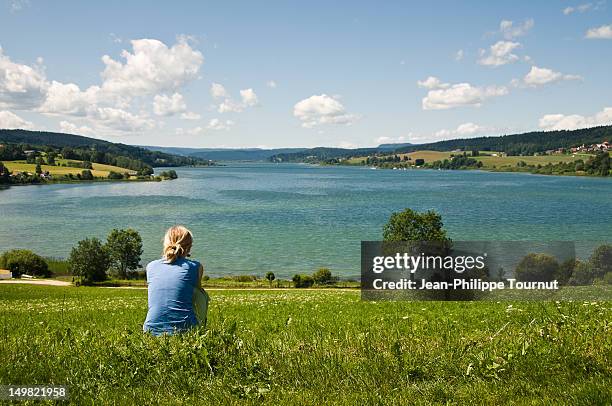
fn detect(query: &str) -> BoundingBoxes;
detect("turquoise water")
[0,163,610,277]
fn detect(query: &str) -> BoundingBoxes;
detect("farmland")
[1,159,136,178]
[0,284,609,404]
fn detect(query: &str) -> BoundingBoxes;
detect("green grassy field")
[1,159,137,178]
[0,285,609,404]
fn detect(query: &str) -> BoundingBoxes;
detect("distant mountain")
[0,129,204,168]
[140,146,308,161]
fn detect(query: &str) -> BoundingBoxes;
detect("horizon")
[0,1,611,148]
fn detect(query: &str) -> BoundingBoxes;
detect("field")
[0,285,610,404]
[476,154,588,169]
[1,159,136,178]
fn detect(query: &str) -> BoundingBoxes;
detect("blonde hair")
[162,225,193,263]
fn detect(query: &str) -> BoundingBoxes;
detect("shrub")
[312,268,336,285]
[108,171,124,180]
[515,253,559,282]
[265,271,275,287]
[81,170,94,180]
[0,249,50,277]
[292,274,314,288]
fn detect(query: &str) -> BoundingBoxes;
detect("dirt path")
[0,279,71,286]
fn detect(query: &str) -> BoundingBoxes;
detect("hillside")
[141,146,308,161]
[0,129,205,168]
[269,125,612,162]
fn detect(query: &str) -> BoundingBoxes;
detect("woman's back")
[143,257,200,335]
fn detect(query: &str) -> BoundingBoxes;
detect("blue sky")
[0,0,611,148]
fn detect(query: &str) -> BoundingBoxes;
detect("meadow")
[1,159,136,178]
[0,284,610,404]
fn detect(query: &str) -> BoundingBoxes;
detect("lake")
[0,163,610,277]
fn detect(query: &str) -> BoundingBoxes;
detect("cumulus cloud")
[419,78,508,110]
[206,118,234,130]
[478,41,521,66]
[585,24,612,39]
[499,19,534,39]
[0,47,48,109]
[152,92,187,116]
[293,94,359,128]
[538,107,612,130]
[0,110,34,129]
[434,122,491,139]
[59,120,94,136]
[563,3,598,15]
[266,80,277,88]
[210,82,228,99]
[417,76,449,89]
[39,81,102,115]
[211,83,259,113]
[180,111,201,120]
[519,66,582,87]
[455,49,464,61]
[90,107,155,132]
[100,38,203,97]
[375,135,410,145]
[175,126,204,136]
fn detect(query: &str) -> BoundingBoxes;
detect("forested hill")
[394,126,611,155]
[0,129,205,168]
[269,125,612,162]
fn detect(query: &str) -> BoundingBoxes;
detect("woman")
[143,225,208,336]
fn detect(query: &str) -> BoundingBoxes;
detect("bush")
[265,271,275,287]
[107,171,124,180]
[69,238,110,284]
[81,170,94,180]
[0,249,50,277]
[312,268,336,285]
[515,253,559,282]
[292,274,314,288]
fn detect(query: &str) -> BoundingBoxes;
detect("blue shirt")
[143,257,200,336]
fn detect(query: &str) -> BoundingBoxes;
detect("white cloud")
[563,3,597,15]
[212,84,259,113]
[100,38,203,97]
[210,82,228,99]
[499,19,534,39]
[417,76,449,89]
[10,0,30,12]
[520,66,582,87]
[266,80,277,88]
[240,88,258,106]
[538,107,612,130]
[39,81,104,116]
[419,79,508,110]
[434,122,491,139]
[375,135,409,145]
[293,94,359,128]
[180,111,201,120]
[585,24,612,39]
[90,107,155,132]
[478,41,521,66]
[455,49,464,61]
[0,110,34,129]
[59,120,94,136]
[152,92,186,116]
[207,118,234,130]
[0,47,48,109]
[175,126,204,136]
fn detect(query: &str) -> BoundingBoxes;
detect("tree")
[515,253,559,282]
[81,170,94,180]
[105,229,143,279]
[414,158,425,166]
[35,162,42,175]
[69,238,110,284]
[589,244,612,279]
[292,274,314,288]
[47,153,56,166]
[0,249,50,278]
[313,268,335,285]
[265,271,275,287]
[568,261,596,286]
[383,208,449,242]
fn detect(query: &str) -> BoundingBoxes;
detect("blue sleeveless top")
[143,257,200,336]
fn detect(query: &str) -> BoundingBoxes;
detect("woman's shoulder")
[146,258,165,270]
[184,258,201,269]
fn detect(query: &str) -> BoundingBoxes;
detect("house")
[0,269,12,279]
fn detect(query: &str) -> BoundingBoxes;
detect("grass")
[0,284,609,404]
[1,159,136,178]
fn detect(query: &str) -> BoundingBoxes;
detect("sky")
[0,0,611,148]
